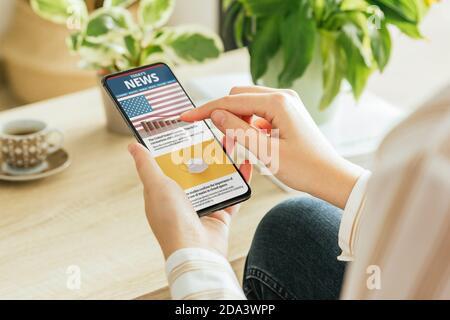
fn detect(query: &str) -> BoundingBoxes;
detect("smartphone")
[102,63,251,216]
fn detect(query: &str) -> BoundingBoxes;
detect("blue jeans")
[243,197,346,300]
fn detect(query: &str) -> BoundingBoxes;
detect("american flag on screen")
[118,82,193,131]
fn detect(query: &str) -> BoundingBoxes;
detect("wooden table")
[0,85,293,299]
[0,49,406,299]
[0,49,299,298]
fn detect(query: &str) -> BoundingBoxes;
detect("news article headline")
[106,64,176,97]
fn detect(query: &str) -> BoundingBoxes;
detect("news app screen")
[105,64,248,211]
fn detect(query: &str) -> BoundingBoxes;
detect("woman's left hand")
[128,139,252,259]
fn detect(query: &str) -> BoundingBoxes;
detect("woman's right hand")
[181,86,363,209]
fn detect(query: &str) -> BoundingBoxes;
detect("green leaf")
[367,0,420,24]
[387,18,423,39]
[162,27,223,63]
[323,10,370,41]
[233,9,246,48]
[318,0,341,23]
[124,34,140,63]
[140,45,172,66]
[340,0,369,11]
[320,30,344,110]
[369,21,391,71]
[85,7,136,42]
[66,31,83,52]
[222,0,247,47]
[313,0,325,21]
[338,23,373,99]
[242,16,256,46]
[278,1,316,88]
[138,0,175,29]
[103,0,137,7]
[248,16,281,83]
[222,0,236,11]
[416,0,431,20]
[365,1,426,38]
[331,12,372,66]
[240,0,298,17]
[30,0,87,25]
[78,39,128,70]
[140,44,163,64]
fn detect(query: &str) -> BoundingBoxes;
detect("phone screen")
[103,63,251,215]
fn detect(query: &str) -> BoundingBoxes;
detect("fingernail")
[211,110,226,127]
[180,110,195,119]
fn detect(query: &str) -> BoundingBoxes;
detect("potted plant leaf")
[30,0,223,134]
[224,0,435,124]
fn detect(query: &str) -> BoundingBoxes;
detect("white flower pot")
[97,75,131,135]
[260,45,342,125]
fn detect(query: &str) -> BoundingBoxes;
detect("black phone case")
[101,62,251,216]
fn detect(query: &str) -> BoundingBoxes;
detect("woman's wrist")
[159,232,206,260]
[309,157,364,210]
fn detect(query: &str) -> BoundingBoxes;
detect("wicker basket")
[1,0,96,103]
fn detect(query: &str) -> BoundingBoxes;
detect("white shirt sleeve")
[338,170,372,261]
[165,248,246,300]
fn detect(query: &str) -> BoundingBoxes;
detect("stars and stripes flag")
[118,81,193,131]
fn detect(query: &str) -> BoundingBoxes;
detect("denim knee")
[253,197,336,242]
[243,197,345,300]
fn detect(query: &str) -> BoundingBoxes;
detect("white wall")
[367,1,450,110]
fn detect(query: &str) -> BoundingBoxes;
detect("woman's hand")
[128,141,252,260]
[181,86,363,209]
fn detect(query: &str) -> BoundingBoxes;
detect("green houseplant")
[30,0,223,133]
[224,0,435,123]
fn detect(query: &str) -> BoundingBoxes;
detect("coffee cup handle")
[46,129,64,154]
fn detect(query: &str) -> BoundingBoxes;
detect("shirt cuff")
[338,170,372,261]
[165,248,246,300]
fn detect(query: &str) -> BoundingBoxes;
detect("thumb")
[128,143,164,188]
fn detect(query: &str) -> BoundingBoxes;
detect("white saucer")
[2,161,49,176]
[0,149,71,182]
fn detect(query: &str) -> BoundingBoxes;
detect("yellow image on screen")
[154,139,236,190]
